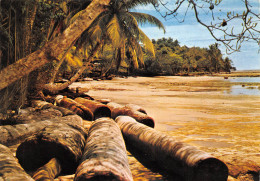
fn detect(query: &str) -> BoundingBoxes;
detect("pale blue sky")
[133,0,260,70]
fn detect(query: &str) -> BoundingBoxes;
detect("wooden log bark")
[0,144,34,181]
[4,107,63,125]
[74,117,133,181]
[75,97,111,119]
[125,104,147,114]
[32,158,62,181]
[115,116,228,181]
[31,100,75,116]
[59,97,94,120]
[0,115,84,146]
[107,102,154,128]
[16,123,86,174]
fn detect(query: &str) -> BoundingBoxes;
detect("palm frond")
[65,52,83,67]
[127,38,144,68]
[106,14,122,48]
[122,0,159,10]
[118,12,140,40]
[130,12,165,33]
[138,28,155,56]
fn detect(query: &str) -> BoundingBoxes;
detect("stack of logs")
[0,93,228,181]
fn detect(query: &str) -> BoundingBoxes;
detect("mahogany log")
[75,97,111,119]
[115,116,228,181]
[107,102,154,128]
[0,114,84,146]
[125,104,147,114]
[0,144,33,181]
[16,123,86,174]
[32,158,62,181]
[59,97,94,120]
[74,117,133,181]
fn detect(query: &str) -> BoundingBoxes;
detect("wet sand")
[70,76,260,181]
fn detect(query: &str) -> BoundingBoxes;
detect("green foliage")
[141,38,234,76]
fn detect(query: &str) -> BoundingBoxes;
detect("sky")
[132,0,260,70]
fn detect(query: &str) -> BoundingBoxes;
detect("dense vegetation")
[142,38,235,76]
[94,37,235,77]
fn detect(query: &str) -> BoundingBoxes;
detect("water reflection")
[225,77,260,83]
[224,77,260,95]
[225,85,260,95]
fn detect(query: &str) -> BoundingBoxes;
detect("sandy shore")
[69,76,260,181]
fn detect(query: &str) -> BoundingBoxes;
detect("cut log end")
[139,117,155,128]
[17,139,78,174]
[193,158,228,181]
[76,172,128,181]
[16,124,86,174]
[93,107,111,120]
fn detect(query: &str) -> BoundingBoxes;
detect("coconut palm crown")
[77,0,166,69]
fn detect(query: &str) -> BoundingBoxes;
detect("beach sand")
[68,76,260,181]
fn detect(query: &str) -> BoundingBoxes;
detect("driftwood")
[74,117,133,181]
[32,158,62,181]
[107,102,154,128]
[74,97,111,119]
[0,144,34,181]
[58,97,94,120]
[115,116,228,181]
[0,115,84,146]
[16,122,87,174]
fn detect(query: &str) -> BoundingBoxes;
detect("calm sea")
[224,77,260,95]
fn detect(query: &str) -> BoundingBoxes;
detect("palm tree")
[43,0,165,94]
[207,43,223,73]
[0,0,110,91]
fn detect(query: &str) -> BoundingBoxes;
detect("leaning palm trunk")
[115,116,228,181]
[16,122,87,174]
[42,40,103,94]
[74,117,133,181]
[0,0,110,91]
[0,144,34,181]
[32,158,62,181]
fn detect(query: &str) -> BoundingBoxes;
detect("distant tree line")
[142,38,235,76]
[100,37,235,77]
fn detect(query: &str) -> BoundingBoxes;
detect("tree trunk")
[125,103,147,114]
[74,97,111,120]
[30,100,76,116]
[42,40,103,94]
[16,123,86,174]
[115,116,229,181]
[107,102,154,128]
[49,38,79,84]
[74,117,133,181]
[0,0,110,91]
[58,97,94,120]
[0,144,34,181]
[32,158,62,181]
[0,115,85,146]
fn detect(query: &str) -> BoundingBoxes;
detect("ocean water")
[224,77,260,95]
